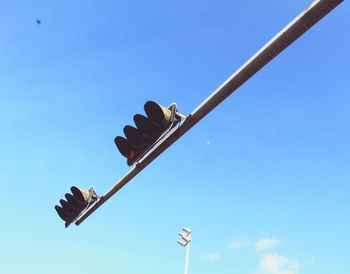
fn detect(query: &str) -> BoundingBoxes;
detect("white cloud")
[255,237,281,251]
[257,253,299,274]
[206,140,211,145]
[229,239,251,250]
[201,252,221,262]
[226,236,300,274]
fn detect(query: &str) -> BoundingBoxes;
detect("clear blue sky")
[1,1,349,274]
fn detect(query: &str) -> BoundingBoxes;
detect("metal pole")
[184,241,190,274]
[75,0,343,226]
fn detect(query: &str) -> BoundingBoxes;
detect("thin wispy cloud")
[229,239,251,250]
[257,253,300,274]
[201,252,221,262]
[226,235,300,274]
[255,237,281,251]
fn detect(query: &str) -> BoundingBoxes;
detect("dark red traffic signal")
[55,186,97,227]
[115,101,179,166]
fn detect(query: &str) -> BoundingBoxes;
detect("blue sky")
[0,1,349,274]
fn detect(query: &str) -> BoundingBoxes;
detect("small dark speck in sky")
[36,19,41,25]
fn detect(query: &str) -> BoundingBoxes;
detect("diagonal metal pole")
[75,0,343,226]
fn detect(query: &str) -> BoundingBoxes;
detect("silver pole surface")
[184,241,191,274]
[75,0,343,226]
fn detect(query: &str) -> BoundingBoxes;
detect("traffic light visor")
[115,136,135,158]
[144,101,172,126]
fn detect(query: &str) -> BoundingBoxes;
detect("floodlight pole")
[177,228,192,274]
[184,241,190,274]
[75,0,343,226]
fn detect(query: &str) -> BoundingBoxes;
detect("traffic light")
[55,186,97,227]
[115,101,180,166]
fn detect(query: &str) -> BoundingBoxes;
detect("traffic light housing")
[55,186,97,227]
[115,101,179,166]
